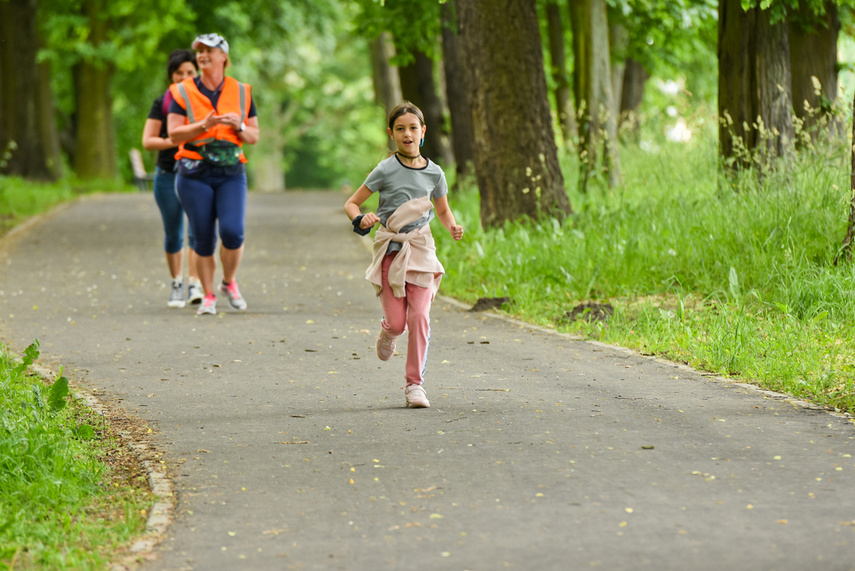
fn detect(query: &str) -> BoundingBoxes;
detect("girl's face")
[388,113,426,156]
[171,61,197,84]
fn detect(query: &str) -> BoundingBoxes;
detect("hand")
[201,110,216,131]
[450,224,464,241]
[218,112,242,131]
[360,212,380,229]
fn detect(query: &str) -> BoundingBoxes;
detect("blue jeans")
[176,171,247,257]
[153,167,195,253]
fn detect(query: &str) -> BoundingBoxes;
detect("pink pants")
[379,251,432,387]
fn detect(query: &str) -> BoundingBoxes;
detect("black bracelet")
[352,214,371,236]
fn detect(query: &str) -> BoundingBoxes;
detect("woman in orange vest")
[167,33,259,315]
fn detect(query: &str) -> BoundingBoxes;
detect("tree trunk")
[457,0,572,228]
[441,0,475,180]
[72,0,116,180]
[835,88,855,265]
[370,32,403,152]
[619,57,647,137]
[0,0,62,180]
[719,0,794,170]
[370,32,403,115]
[609,21,628,137]
[398,50,454,166]
[254,100,286,192]
[789,1,840,140]
[545,0,576,145]
[569,0,620,191]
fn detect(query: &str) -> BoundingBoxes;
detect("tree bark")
[441,0,475,180]
[835,88,855,265]
[569,0,620,191]
[457,0,572,228]
[718,0,794,170]
[398,50,454,166]
[370,32,403,115]
[620,58,647,138]
[545,0,576,145]
[72,0,117,180]
[370,32,403,152]
[0,0,62,180]
[788,1,840,140]
[609,21,628,137]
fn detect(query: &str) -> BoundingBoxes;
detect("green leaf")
[49,376,70,413]
[75,424,96,440]
[14,339,40,375]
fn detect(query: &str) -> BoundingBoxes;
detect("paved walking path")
[1,192,854,570]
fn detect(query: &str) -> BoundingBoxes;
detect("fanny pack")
[186,141,242,167]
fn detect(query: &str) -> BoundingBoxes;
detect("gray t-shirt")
[363,154,448,251]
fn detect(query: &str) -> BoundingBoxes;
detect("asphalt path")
[1,191,854,571]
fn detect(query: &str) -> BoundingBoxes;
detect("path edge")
[0,193,174,569]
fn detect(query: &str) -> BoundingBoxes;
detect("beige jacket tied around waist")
[365,196,445,299]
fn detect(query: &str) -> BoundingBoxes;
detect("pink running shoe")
[376,330,397,361]
[404,385,430,408]
[218,280,247,310]
[197,294,217,315]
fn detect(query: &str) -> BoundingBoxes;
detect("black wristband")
[352,214,371,236]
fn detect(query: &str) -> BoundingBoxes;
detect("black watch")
[351,214,371,236]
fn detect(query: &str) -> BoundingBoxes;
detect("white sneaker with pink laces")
[404,385,430,408]
[219,280,247,310]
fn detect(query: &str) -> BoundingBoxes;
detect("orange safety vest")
[170,77,251,163]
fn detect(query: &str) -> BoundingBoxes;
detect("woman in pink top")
[345,102,464,408]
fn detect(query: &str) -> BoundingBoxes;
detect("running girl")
[344,102,464,408]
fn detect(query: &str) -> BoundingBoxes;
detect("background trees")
[1,0,854,227]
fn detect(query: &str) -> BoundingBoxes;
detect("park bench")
[129,148,154,191]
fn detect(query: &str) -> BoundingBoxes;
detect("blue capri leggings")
[153,167,195,254]
[176,171,247,257]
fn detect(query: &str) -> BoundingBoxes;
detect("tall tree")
[0,0,62,180]
[440,0,475,179]
[398,49,454,165]
[371,32,403,117]
[569,0,620,191]
[719,0,794,169]
[544,0,576,145]
[788,1,840,139]
[457,0,572,227]
[72,0,115,180]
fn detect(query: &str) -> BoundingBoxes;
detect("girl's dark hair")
[166,48,198,82]
[387,101,425,131]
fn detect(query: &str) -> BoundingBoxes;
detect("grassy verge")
[0,175,132,238]
[0,341,153,570]
[434,120,855,414]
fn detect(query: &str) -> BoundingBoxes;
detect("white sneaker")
[187,282,204,305]
[197,295,217,315]
[168,280,185,308]
[404,385,430,408]
[218,280,247,310]
[376,330,397,361]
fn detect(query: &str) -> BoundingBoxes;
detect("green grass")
[0,175,133,238]
[0,341,152,570]
[435,113,855,414]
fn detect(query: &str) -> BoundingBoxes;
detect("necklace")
[397,151,422,164]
